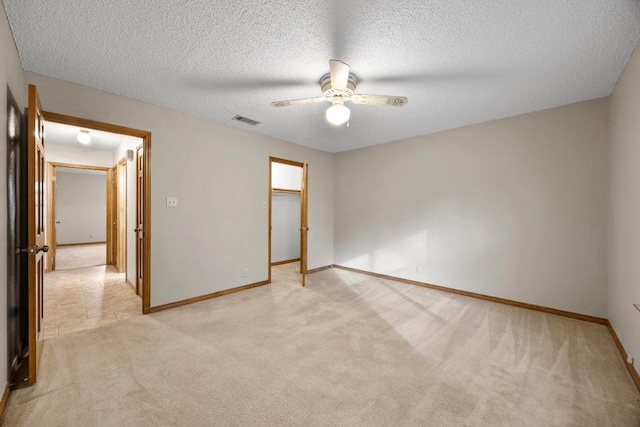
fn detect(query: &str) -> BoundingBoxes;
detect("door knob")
[299,227,309,231]
[134,228,142,232]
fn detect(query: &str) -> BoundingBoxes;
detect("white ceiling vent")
[232,115,261,126]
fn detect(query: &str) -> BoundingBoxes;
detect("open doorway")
[11,85,152,388]
[41,121,143,341]
[268,157,308,286]
[42,110,151,304]
[48,165,109,270]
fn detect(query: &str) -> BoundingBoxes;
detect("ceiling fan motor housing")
[320,72,357,99]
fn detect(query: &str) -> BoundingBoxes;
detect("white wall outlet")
[263,202,267,209]
[166,197,178,207]
[416,266,423,273]
[627,354,634,365]
[243,269,248,278]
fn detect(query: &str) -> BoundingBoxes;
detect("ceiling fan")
[271,60,408,126]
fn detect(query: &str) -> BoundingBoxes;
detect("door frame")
[268,157,308,284]
[135,144,144,298]
[107,163,116,266]
[300,160,308,286]
[107,159,127,272]
[45,163,56,272]
[46,162,110,272]
[42,111,152,313]
[115,158,127,273]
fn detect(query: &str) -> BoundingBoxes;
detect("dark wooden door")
[7,86,27,386]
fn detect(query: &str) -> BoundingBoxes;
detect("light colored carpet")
[2,263,639,426]
[55,243,106,270]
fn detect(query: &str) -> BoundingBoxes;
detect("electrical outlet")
[416,266,423,273]
[166,197,178,207]
[627,354,634,365]
[243,269,248,278]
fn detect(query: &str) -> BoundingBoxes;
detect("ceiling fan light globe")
[326,104,350,125]
[77,130,91,144]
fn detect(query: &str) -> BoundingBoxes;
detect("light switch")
[166,197,178,207]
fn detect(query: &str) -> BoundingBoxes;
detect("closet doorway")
[268,157,308,286]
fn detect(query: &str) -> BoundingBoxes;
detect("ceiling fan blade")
[351,94,408,107]
[271,96,327,107]
[330,59,350,90]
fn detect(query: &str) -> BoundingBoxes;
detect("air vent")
[232,115,261,126]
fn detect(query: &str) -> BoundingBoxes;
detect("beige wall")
[25,72,334,307]
[0,5,25,391]
[609,41,640,366]
[55,171,107,244]
[335,98,610,318]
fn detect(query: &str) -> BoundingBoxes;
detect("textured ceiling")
[4,1,640,153]
[46,121,133,152]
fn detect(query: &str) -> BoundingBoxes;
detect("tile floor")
[43,260,142,340]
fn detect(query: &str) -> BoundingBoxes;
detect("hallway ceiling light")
[77,129,91,144]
